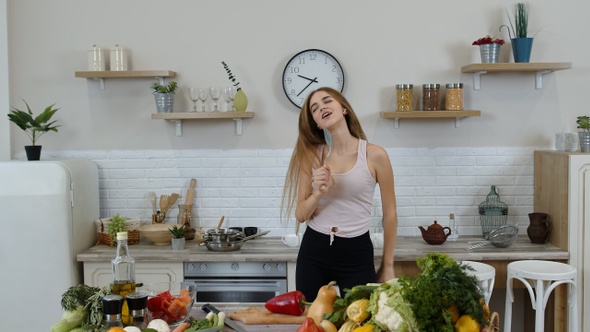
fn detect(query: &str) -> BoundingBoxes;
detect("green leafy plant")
[221,61,241,89]
[106,214,127,239]
[150,81,178,94]
[7,99,60,146]
[169,224,186,238]
[577,116,590,132]
[500,2,531,39]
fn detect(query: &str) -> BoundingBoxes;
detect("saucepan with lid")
[201,230,270,252]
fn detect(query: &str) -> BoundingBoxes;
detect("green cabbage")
[50,305,86,332]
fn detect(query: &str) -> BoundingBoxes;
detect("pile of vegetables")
[284,253,493,332]
[51,284,112,332]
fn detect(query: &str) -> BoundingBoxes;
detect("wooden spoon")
[148,192,157,214]
[168,193,180,208]
[217,216,225,230]
[160,194,170,213]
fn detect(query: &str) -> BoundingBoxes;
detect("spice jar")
[422,84,440,111]
[445,83,464,111]
[126,292,149,329]
[102,294,124,329]
[396,84,413,112]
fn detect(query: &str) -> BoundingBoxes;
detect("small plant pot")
[171,237,185,250]
[579,132,590,153]
[154,92,175,113]
[25,145,42,160]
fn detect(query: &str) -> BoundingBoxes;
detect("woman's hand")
[312,165,332,193]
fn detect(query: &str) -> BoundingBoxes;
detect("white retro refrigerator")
[0,159,100,330]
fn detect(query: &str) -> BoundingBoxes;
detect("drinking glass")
[223,87,233,112]
[228,86,238,111]
[188,88,199,112]
[197,88,208,112]
[209,87,222,112]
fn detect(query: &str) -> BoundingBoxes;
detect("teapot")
[419,220,451,245]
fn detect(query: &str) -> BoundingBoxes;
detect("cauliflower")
[368,279,418,332]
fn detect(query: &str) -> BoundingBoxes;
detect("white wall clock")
[282,49,345,108]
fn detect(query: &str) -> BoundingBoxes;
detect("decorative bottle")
[112,232,136,326]
[102,294,124,329]
[448,213,459,241]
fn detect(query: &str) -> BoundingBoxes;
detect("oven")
[184,261,288,303]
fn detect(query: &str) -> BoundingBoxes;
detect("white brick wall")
[42,146,535,239]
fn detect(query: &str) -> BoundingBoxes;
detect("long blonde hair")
[280,87,367,224]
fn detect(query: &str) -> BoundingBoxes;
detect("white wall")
[0,0,9,160]
[4,0,587,152]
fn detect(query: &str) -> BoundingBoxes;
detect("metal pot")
[202,230,269,252]
[205,228,243,243]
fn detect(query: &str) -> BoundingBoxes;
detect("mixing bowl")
[138,223,183,245]
[139,281,196,326]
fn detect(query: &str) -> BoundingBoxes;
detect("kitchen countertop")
[77,235,568,262]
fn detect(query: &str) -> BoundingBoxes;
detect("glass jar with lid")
[396,84,413,112]
[445,83,464,111]
[422,84,440,111]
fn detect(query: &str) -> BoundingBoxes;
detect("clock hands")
[297,76,318,97]
[298,75,319,83]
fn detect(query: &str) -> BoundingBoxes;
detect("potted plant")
[169,224,186,250]
[221,61,248,112]
[577,116,590,153]
[7,99,60,160]
[472,35,505,63]
[151,81,178,113]
[500,2,533,63]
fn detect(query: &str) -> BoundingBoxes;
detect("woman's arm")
[294,165,332,222]
[368,144,398,282]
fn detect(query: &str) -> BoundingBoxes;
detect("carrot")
[178,289,192,305]
[167,298,186,316]
[172,322,190,332]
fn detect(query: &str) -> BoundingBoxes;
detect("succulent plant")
[150,81,178,94]
[168,224,186,238]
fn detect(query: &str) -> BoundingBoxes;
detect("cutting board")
[228,306,307,325]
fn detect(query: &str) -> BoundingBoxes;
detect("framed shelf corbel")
[74,70,176,89]
[151,111,255,136]
[460,62,571,90]
[381,110,481,128]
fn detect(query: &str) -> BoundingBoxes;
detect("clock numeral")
[289,66,300,74]
[298,57,306,65]
[336,77,342,84]
[308,52,317,61]
[285,77,292,84]
[332,65,339,72]
[289,89,297,96]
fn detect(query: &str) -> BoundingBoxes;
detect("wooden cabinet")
[83,261,184,287]
[534,150,590,331]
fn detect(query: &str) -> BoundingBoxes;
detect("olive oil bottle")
[112,231,136,326]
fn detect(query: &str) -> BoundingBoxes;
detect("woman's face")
[309,90,344,130]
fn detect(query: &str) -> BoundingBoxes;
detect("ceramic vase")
[579,132,590,152]
[233,88,248,112]
[25,145,42,161]
[479,44,501,63]
[527,212,551,244]
[154,92,175,113]
[511,38,534,63]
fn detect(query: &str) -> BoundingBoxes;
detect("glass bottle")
[448,213,459,241]
[112,232,136,326]
[177,204,196,240]
[422,84,440,111]
[102,294,124,329]
[445,83,464,111]
[396,84,413,112]
[126,292,149,329]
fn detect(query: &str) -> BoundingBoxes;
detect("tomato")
[296,317,322,332]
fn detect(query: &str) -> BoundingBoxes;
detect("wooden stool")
[462,261,495,305]
[503,260,577,332]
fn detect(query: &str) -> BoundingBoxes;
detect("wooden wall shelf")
[381,110,481,128]
[460,62,572,90]
[75,70,176,89]
[151,111,255,136]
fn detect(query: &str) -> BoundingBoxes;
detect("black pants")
[295,227,376,301]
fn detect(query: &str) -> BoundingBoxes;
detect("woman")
[281,87,398,300]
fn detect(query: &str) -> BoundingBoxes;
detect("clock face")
[282,49,345,108]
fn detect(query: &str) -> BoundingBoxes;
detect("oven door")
[187,278,287,303]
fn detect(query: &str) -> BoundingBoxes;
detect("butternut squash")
[307,281,338,325]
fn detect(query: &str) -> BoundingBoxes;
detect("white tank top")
[308,139,376,238]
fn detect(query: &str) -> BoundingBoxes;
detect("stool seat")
[504,260,577,332]
[462,261,495,305]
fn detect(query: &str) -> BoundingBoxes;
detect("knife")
[202,303,248,332]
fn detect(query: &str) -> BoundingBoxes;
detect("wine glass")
[188,88,199,112]
[228,86,238,111]
[209,87,222,112]
[197,88,208,112]
[223,87,233,112]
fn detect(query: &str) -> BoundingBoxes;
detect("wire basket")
[478,185,508,239]
[467,225,519,250]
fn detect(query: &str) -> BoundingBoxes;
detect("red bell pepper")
[265,290,308,316]
[296,317,323,332]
